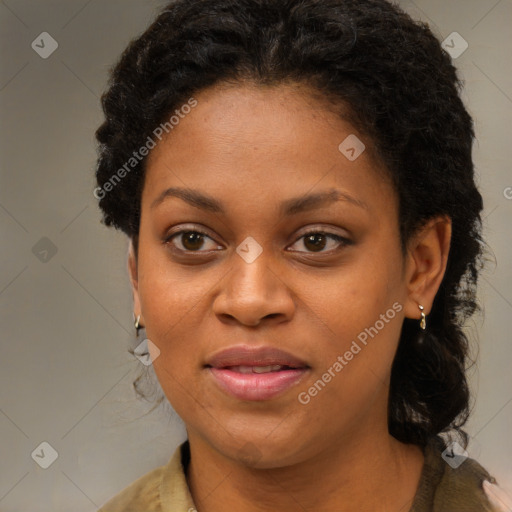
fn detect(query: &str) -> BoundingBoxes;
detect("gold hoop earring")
[418,304,426,330]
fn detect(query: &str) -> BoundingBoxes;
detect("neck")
[186,426,424,512]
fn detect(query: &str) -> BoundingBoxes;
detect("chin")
[208,429,311,469]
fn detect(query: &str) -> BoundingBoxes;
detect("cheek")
[298,279,404,430]
[140,279,202,358]
[311,251,403,340]
[306,250,405,391]
[140,275,203,418]
[136,256,202,367]
[137,238,206,332]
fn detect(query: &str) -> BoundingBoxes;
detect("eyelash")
[164,226,351,255]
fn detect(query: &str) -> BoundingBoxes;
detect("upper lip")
[205,345,309,369]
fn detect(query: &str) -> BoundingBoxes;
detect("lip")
[206,345,309,368]
[205,345,310,401]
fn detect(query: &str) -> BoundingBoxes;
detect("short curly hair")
[95,0,485,448]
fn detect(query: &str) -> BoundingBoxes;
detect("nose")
[212,249,295,327]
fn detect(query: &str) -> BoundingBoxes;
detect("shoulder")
[413,435,507,512]
[435,456,499,511]
[97,465,165,512]
[97,441,195,512]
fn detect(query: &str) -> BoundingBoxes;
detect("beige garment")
[98,436,503,511]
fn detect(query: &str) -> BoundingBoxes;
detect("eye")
[288,230,351,253]
[165,228,222,253]
[164,226,351,255]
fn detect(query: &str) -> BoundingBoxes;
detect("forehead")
[142,83,395,217]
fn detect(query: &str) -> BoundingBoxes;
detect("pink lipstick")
[205,345,310,401]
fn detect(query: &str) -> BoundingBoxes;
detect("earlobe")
[403,216,452,322]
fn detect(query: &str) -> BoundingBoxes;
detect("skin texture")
[128,83,452,512]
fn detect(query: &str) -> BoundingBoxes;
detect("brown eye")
[166,230,220,253]
[289,231,351,253]
[303,233,328,252]
[182,232,206,251]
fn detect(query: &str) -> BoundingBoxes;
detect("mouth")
[205,346,310,401]
[221,364,302,373]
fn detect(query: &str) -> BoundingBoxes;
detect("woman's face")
[132,83,417,467]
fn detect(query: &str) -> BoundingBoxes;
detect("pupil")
[305,234,326,251]
[183,232,204,250]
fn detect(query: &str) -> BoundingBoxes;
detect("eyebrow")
[151,186,368,215]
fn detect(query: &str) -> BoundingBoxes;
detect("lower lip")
[208,367,308,401]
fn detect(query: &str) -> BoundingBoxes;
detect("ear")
[402,215,452,322]
[128,239,144,325]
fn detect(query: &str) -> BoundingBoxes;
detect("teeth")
[253,365,283,373]
[236,365,254,374]
[230,365,284,374]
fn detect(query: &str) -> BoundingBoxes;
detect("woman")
[94,0,507,510]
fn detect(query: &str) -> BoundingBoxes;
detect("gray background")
[0,1,511,510]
